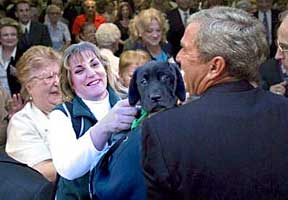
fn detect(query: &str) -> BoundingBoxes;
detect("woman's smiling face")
[69,50,108,101]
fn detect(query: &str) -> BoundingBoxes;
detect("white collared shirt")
[178,8,190,26]
[258,10,272,45]
[6,102,52,167]
[0,46,17,96]
[20,20,31,34]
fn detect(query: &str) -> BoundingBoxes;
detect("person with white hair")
[96,22,121,80]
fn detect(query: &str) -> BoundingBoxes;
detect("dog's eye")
[160,74,170,82]
[140,78,148,86]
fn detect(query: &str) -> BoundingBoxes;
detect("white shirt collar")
[20,20,31,33]
[0,46,17,70]
[178,8,190,25]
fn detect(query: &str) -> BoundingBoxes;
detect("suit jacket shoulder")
[0,152,53,200]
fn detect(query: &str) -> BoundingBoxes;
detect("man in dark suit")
[15,0,52,53]
[166,0,196,59]
[0,152,54,200]
[260,12,288,96]
[253,0,280,58]
[142,6,288,200]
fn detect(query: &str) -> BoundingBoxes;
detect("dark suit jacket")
[253,9,280,57]
[167,8,196,58]
[0,152,54,200]
[18,21,52,53]
[7,48,23,95]
[142,80,288,200]
[260,59,282,88]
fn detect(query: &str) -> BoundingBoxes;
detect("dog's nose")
[150,94,162,102]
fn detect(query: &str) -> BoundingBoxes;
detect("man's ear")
[128,69,140,106]
[206,56,227,80]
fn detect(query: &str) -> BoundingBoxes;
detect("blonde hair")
[109,50,151,98]
[0,17,22,37]
[119,50,151,76]
[46,4,61,14]
[16,46,62,101]
[60,41,111,101]
[128,8,169,42]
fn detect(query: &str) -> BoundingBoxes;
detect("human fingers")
[114,99,131,107]
[113,101,138,116]
[280,81,288,86]
[270,84,286,95]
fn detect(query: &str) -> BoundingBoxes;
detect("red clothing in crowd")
[72,14,106,35]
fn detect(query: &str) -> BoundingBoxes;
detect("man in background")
[260,11,288,96]
[15,0,52,52]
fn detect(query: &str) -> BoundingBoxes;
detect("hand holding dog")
[90,99,138,150]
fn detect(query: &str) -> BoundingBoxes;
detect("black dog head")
[128,61,186,113]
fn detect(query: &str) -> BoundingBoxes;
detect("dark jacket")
[7,48,23,95]
[253,9,280,58]
[142,80,288,200]
[259,58,288,96]
[126,41,173,62]
[0,152,53,200]
[18,21,52,53]
[167,8,196,58]
[90,126,146,200]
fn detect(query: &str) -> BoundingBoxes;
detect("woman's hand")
[90,99,138,150]
[8,93,24,119]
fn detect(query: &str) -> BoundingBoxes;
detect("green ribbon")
[131,109,149,130]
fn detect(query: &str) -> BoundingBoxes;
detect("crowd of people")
[1,0,288,199]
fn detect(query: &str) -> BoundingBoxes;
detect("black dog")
[89,61,186,200]
[129,61,186,113]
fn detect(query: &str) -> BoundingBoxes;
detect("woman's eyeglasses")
[28,71,59,84]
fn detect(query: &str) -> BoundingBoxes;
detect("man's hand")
[270,81,287,96]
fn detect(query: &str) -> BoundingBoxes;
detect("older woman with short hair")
[0,17,22,96]
[45,4,71,51]
[96,22,121,81]
[6,45,62,182]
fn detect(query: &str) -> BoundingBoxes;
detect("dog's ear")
[128,68,141,106]
[171,63,186,102]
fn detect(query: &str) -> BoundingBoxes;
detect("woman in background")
[114,1,134,55]
[45,4,71,52]
[126,8,173,62]
[0,17,22,96]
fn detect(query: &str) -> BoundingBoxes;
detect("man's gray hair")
[187,6,269,82]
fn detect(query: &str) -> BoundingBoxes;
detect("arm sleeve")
[6,113,52,167]
[63,24,71,42]
[48,110,106,180]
